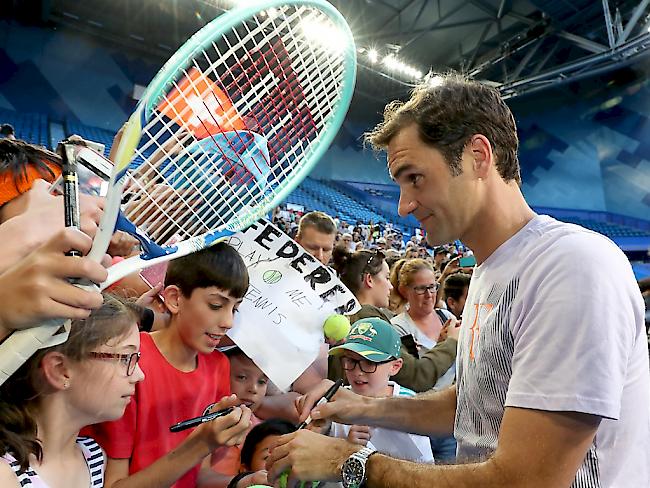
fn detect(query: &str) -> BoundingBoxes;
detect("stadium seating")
[0,108,48,147]
[0,108,647,242]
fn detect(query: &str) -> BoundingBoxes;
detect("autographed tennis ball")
[323,314,351,341]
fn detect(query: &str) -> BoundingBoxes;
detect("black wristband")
[140,307,154,332]
[228,471,254,488]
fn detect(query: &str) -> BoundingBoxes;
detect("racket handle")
[0,320,64,386]
[60,143,81,258]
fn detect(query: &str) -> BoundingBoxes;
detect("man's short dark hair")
[0,124,15,136]
[164,241,249,298]
[364,72,521,184]
[297,211,336,237]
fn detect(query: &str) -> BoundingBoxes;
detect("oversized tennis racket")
[0,0,356,385]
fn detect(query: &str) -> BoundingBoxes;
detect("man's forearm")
[362,385,456,436]
[367,454,516,488]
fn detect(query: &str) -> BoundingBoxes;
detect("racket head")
[109,0,356,252]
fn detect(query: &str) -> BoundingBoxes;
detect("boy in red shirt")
[87,242,252,488]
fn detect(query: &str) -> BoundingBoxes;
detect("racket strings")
[125,5,348,244]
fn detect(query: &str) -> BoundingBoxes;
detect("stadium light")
[300,15,346,54]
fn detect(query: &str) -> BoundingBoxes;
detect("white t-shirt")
[455,215,650,487]
[391,310,456,390]
[331,381,434,464]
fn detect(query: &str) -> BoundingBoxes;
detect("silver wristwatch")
[341,446,377,488]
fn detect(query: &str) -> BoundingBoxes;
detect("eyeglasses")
[411,283,439,295]
[341,356,393,374]
[88,352,141,376]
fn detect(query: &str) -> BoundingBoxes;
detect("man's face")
[296,226,335,265]
[388,123,479,246]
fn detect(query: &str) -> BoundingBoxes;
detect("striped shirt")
[455,215,650,487]
[1,436,105,487]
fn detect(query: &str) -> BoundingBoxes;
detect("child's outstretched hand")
[347,424,371,446]
[193,394,252,450]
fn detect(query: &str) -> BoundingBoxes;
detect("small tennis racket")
[0,0,356,385]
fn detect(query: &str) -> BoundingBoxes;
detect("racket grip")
[0,320,64,386]
[62,149,81,258]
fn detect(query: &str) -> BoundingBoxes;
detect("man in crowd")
[294,211,337,266]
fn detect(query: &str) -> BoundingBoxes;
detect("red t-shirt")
[85,332,230,488]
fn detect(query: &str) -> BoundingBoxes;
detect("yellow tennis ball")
[323,314,351,341]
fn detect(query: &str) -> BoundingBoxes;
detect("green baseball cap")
[329,317,401,362]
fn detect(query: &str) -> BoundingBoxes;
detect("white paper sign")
[226,219,360,391]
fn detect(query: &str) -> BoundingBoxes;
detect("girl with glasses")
[0,295,144,487]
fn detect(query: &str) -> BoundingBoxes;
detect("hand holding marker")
[278,379,345,488]
[170,378,344,433]
[297,378,344,429]
[170,406,235,433]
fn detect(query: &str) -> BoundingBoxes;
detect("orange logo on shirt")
[157,67,245,139]
[468,303,493,360]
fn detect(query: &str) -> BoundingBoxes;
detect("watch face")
[342,458,365,488]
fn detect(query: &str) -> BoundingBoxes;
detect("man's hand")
[347,425,371,446]
[192,395,252,451]
[295,379,370,426]
[0,228,108,337]
[266,430,358,484]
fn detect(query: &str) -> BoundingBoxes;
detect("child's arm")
[346,425,371,446]
[104,402,251,488]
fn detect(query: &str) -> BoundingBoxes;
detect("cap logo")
[350,322,378,337]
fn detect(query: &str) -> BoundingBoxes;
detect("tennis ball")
[323,314,351,341]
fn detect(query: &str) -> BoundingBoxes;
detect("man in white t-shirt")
[266,73,650,488]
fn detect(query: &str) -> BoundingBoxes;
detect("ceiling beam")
[602,0,616,49]
[509,37,543,81]
[530,39,559,76]
[466,20,495,70]
[497,0,512,20]
[555,31,608,54]
[356,2,467,43]
[619,0,650,44]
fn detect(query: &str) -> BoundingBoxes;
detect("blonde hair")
[390,258,435,300]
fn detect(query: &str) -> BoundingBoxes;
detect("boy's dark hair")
[223,346,246,359]
[240,419,296,470]
[365,71,521,185]
[165,242,249,298]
